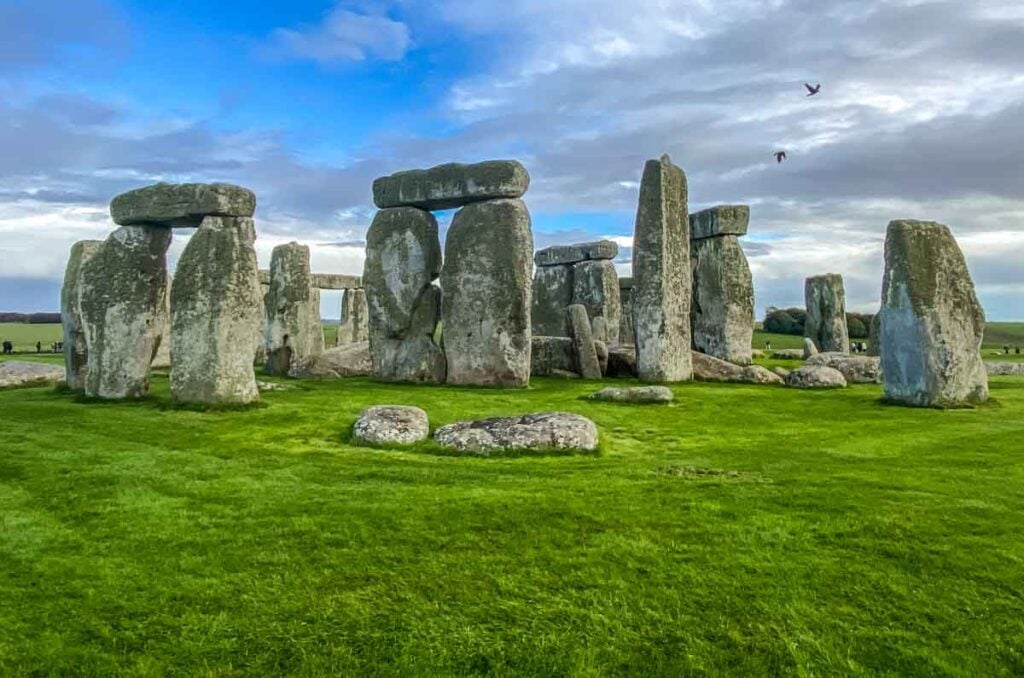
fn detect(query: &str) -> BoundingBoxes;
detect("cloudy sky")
[2,0,1022,319]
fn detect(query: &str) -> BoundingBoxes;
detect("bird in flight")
[805,83,821,96]
[774,151,787,164]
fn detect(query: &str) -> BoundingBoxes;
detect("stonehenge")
[60,240,103,390]
[689,205,754,365]
[618,277,635,346]
[110,182,256,228]
[336,288,369,346]
[805,274,850,354]
[373,160,529,211]
[880,220,988,407]
[263,243,324,377]
[531,240,621,343]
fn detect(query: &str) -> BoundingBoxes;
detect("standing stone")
[868,312,881,357]
[61,240,103,390]
[264,243,323,376]
[632,155,691,382]
[151,273,172,369]
[618,277,635,345]
[880,220,988,407]
[805,274,850,354]
[373,160,530,211]
[689,230,754,365]
[567,304,601,379]
[531,264,574,337]
[80,226,172,399]
[170,217,261,404]
[336,288,369,346]
[803,337,819,359]
[364,208,446,383]
[442,199,533,387]
[572,260,621,344]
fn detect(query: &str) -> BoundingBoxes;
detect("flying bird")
[774,151,787,164]
[805,83,821,96]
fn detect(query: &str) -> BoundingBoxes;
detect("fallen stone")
[751,349,765,359]
[60,240,103,390]
[336,288,369,346]
[434,412,599,455]
[573,260,621,344]
[803,337,819,359]
[880,220,988,407]
[256,381,293,392]
[289,342,373,378]
[353,405,430,446]
[534,240,618,267]
[606,347,638,378]
[689,204,749,240]
[786,365,847,389]
[807,352,882,384]
[264,243,324,376]
[693,352,784,385]
[531,264,573,337]
[771,349,804,360]
[0,362,65,389]
[588,386,674,404]
[111,182,255,227]
[373,160,530,211]
[805,274,850,354]
[442,199,533,387]
[690,235,754,364]
[772,366,791,379]
[567,304,602,379]
[632,155,692,382]
[986,362,1024,376]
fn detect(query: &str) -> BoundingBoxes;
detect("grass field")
[2,372,1023,675]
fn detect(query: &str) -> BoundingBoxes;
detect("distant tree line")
[763,307,874,339]
[0,312,62,324]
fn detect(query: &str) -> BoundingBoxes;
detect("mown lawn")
[2,371,1023,676]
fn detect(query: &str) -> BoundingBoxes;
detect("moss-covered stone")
[110,182,255,227]
[804,273,849,354]
[373,160,529,211]
[690,235,754,364]
[263,243,323,376]
[61,240,103,390]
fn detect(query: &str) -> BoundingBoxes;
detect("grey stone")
[606,347,638,378]
[805,274,850,353]
[690,235,754,364]
[618,283,635,346]
[80,225,172,399]
[771,349,805,360]
[531,264,573,337]
[290,342,373,378]
[353,405,430,446]
[986,362,1024,376]
[111,182,255,227]
[786,365,847,389]
[880,220,988,407]
[170,217,262,405]
[264,243,324,376]
[868,312,881,357]
[693,352,784,385]
[751,349,765,359]
[772,366,791,379]
[588,386,673,403]
[364,208,446,383]
[567,304,601,379]
[434,412,599,455]
[807,352,882,384]
[336,288,369,346]
[442,199,533,387]
[803,337,819,359]
[572,260,621,344]
[632,155,692,382]
[0,362,66,389]
[534,240,618,267]
[689,205,749,240]
[150,273,171,370]
[531,336,577,376]
[594,340,609,376]
[373,160,530,211]
[311,273,362,290]
[61,240,103,390]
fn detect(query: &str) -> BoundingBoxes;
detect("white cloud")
[268,7,410,64]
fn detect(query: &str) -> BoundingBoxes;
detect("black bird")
[774,151,787,164]
[805,83,821,96]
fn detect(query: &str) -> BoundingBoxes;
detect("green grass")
[0,323,63,353]
[2,373,1023,675]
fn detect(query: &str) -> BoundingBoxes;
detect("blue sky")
[1,0,1023,320]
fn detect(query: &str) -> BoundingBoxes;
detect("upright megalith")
[373,160,529,211]
[170,217,262,404]
[880,219,988,407]
[80,226,172,399]
[336,288,369,346]
[264,243,323,376]
[618,277,635,345]
[531,264,574,337]
[531,239,620,342]
[442,199,533,387]
[61,240,103,390]
[805,274,849,354]
[572,260,621,344]
[632,155,692,382]
[110,182,255,228]
[567,304,602,379]
[689,206,754,364]
[363,208,446,383]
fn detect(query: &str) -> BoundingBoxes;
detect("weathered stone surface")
[880,220,988,407]
[289,342,373,378]
[786,365,847,389]
[61,240,103,390]
[772,366,791,379]
[150,273,171,370]
[531,336,576,376]
[170,217,262,405]
[868,312,881,356]
[0,362,65,389]
[373,160,530,211]
[693,352,784,385]
[606,347,637,378]
[80,226,172,399]
[311,273,362,290]
[618,278,635,346]
[690,235,754,364]
[531,264,573,337]
[567,304,601,379]
[632,155,691,382]
[807,352,882,384]
[573,260,621,344]
[771,349,804,360]
[353,406,430,446]
[111,182,255,227]
[986,362,1024,376]
[689,205,749,240]
[442,199,533,387]
[264,243,324,376]
[364,208,446,383]
[594,340,609,376]
[751,349,765,359]
[588,386,673,403]
[534,240,618,267]
[803,337,819,359]
[336,288,369,346]
[434,412,598,455]
[805,274,850,354]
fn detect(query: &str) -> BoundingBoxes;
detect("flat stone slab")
[771,349,804,360]
[311,273,362,290]
[373,160,529,211]
[588,386,673,403]
[289,343,373,378]
[434,412,599,455]
[693,352,783,385]
[986,362,1024,376]
[0,362,65,389]
[353,406,430,446]
[807,352,882,384]
[786,365,847,389]
[689,205,749,240]
[534,240,619,267]
[111,183,255,227]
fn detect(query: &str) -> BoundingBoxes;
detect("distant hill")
[0,312,61,324]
